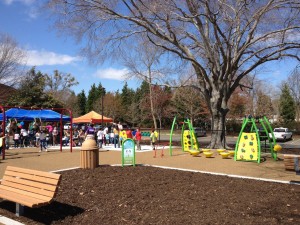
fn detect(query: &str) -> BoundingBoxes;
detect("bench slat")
[0,166,62,216]
[0,188,49,208]
[0,186,52,202]
[3,175,58,192]
[6,166,61,180]
[4,170,60,186]
[1,180,56,198]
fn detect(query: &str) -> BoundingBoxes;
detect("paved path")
[0,145,299,184]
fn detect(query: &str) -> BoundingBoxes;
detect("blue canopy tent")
[0,107,72,160]
[0,108,70,122]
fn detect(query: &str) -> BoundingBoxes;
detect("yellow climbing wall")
[236,132,258,161]
[183,130,199,152]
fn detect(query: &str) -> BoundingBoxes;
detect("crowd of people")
[2,121,61,152]
[83,122,158,150]
[0,120,159,153]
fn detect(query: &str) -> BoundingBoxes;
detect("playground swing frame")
[234,116,277,163]
[169,117,200,156]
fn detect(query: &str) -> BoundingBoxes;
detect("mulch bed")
[0,166,299,224]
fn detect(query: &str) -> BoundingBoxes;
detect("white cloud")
[24,49,81,66]
[93,68,129,81]
[3,0,35,5]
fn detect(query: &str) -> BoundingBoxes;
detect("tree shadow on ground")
[0,201,84,225]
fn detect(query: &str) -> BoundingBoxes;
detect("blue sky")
[0,0,299,95]
[0,0,138,94]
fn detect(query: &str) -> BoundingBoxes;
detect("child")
[150,128,158,150]
[39,130,47,152]
[13,131,20,148]
[105,133,110,145]
[35,130,40,147]
[134,127,142,151]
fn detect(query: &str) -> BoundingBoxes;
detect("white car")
[270,127,293,141]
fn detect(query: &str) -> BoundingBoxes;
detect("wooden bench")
[284,155,300,175]
[0,166,62,216]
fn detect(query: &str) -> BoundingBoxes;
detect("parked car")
[63,123,78,130]
[270,127,293,141]
[194,127,207,137]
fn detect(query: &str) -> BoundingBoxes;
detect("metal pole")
[101,88,105,128]
[101,94,104,128]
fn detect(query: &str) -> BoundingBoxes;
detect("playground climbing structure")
[234,116,276,163]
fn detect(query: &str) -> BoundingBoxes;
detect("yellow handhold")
[203,151,214,158]
[189,150,200,157]
[217,149,225,154]
[220,152,230,159]
[274,144,282,152]
[228,150,235,156]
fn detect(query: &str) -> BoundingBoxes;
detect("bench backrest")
[1,166,61,202]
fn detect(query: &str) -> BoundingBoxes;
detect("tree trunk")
[148,69,157,129]
[206,90,229,149]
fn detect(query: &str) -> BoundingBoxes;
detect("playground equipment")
[220,152,230,159]
[228,150,235,157]
[181,119,200,153]
[169,117,200,156]
[234,116,277,163]
[203,151,213,158]
[217,149,225,154]
[153,145,165,158]
[189,150,201,157]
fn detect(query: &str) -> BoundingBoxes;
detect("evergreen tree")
[96,82,106,98]
[77,90,87,115]
[86,83,97,112]
[120,82,135,123]
[279,83,296,123]
[6,67,63,108]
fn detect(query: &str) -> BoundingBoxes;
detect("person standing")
[150,128,158,150]
[78,128,85,146]
[39,129,47,152]
[21,128,29,147]
[109,131,114,145]
[113,126,120,148]
[97,128,104,148]
[52,126,58,146]
[117,122,123,131]
[35,130,40,147]
[13,131,20,148]
[134,127,142,151]
[46,123,53,146]
[103,126,108,145]
[85,124,95,140]
[126,128,133,139]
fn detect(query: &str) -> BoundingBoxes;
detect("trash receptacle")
[80,139,99,169]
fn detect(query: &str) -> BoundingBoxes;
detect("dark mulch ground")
[0,166,299,225]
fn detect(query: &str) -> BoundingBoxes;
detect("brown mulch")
[0,166,299,225]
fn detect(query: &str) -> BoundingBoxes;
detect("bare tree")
[0,33,26,86]
[47,0,300,148]
[255,90,274,118]
[173,86,209,125]
[44,70,79,105]
[121,38,165,129]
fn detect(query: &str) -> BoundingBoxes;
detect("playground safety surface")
[0,146,299,224]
